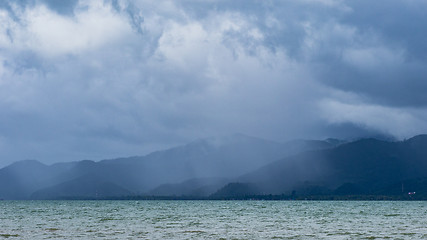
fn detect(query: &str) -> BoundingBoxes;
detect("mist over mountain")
[0,134,337,199]
[31,175,132,200]
[217,134,427,198]
[2,134,425,200]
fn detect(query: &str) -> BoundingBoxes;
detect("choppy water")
[0,200,426,239]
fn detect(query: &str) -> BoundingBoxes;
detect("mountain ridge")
[216,134,427,197]
[3,134,423,200]
[0,134,337,199]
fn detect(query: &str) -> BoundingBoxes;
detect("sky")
[1,0,427,166]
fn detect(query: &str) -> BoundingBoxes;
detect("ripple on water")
[1,200,427,239]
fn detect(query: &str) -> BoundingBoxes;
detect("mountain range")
[1,134,426,200]
[217,135,427,198]
[0,134,338,199]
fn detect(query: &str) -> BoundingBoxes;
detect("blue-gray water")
[1,200,426,239]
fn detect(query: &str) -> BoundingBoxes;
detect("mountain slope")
[225,135,427,196]
[96,134,338,194]
[31,174,132,199]
[0,134,337,199]
[0,160,74,199]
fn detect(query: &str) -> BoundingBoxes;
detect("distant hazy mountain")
[0,134,337,199]
[215,135,427,197]
[143,137,341,197]
[0,160,49,199]
[31,174,132,200]
[149,178,229,197]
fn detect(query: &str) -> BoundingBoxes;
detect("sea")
[1,200,426,239]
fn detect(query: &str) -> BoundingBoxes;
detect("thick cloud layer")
[1,0,427,166]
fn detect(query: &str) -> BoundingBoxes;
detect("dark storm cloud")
[308,0,427,107]
[0,0,427,166]
[343,0,427,61]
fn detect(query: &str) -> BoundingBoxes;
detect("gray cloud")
[0,0,427,166]
[310,0,427,107]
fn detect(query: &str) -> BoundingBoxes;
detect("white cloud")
[155,21,208,70]
[1,1,133,57]
[319,99,427,139]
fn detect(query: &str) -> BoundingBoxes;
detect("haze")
[1,0,427,167]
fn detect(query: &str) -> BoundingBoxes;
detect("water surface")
[1,200,426,239]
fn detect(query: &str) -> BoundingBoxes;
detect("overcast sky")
[1,0,427,166]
